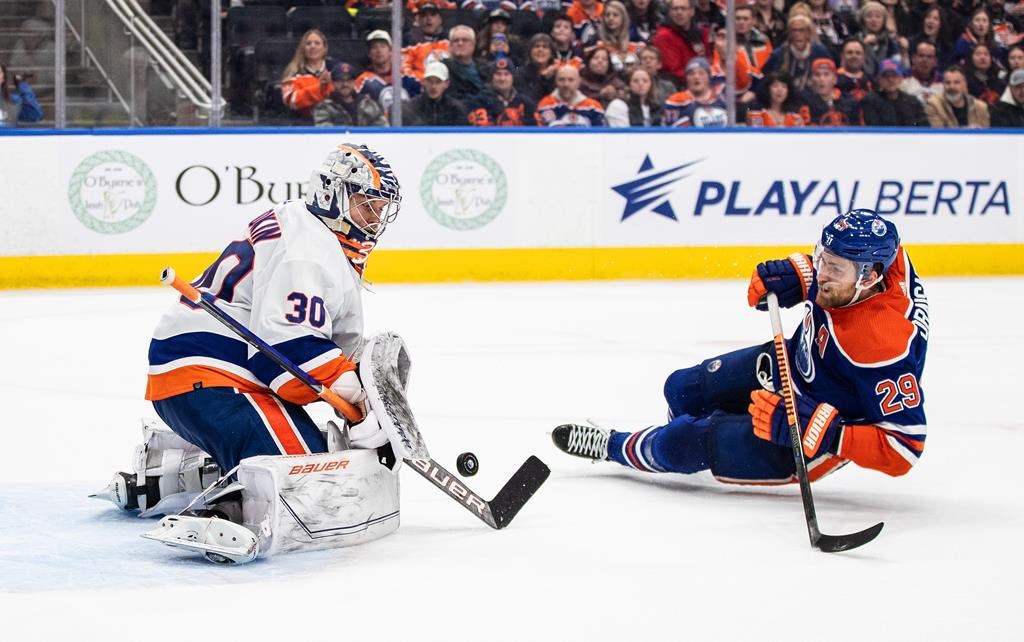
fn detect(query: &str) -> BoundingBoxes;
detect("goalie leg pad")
[134,419,223,517]
[238,449,400,557]
[91,419,221,516]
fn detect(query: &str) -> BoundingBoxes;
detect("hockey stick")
[767,293,884,553]
[161,267,550,530]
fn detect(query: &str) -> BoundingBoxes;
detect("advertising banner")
[0,129,1020,284]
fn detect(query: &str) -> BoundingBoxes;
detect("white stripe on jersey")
[268,346,345,393]
[877,420,927,438]
[885,433,919,466]
[147,357,265,386]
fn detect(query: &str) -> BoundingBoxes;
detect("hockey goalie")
[92,144,415,564]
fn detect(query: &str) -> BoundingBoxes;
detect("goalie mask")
[306,144,402,272]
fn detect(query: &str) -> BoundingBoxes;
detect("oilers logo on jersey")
[795,304,816,383]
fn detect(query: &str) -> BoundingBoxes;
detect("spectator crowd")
[246,0,1024,127]
[5,0,1024,127]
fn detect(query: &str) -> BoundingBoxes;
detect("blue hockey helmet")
[818,209,900,283]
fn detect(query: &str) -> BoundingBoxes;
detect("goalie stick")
[767,293,884,553]
[160,267,549,530]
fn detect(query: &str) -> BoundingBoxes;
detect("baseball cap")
[488,9,512,22]
[878,58,904,76]
[366,29,392,45]
[811,58,837,73]
[417,1,440,13]
[330,62,355,82]
[685,57,711,75]
[424,60,449,81]
[1010,69,1024,86]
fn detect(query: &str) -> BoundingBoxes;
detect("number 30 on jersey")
[285,292,326,328]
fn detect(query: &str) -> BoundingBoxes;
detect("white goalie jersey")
[146,200,366,405]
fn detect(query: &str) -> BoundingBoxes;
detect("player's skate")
[552,423,611,461]
[90,471,140,510]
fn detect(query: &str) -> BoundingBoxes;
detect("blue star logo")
[611,156,700,221]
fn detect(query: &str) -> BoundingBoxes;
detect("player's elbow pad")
[838,424,922,477]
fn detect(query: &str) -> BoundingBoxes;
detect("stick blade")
[815,522,884,553]
[488,456,551,530]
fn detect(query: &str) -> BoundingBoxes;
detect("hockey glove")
[349,409,389,449]
[746,253,814,310]
[329,371,388,449]
[330,370,368,419]
[748,389,843,459]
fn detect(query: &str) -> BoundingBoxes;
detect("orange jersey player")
[554,210,929,487]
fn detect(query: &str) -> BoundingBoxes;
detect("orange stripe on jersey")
[249,393,308,455]
[824,247,917,366]
[274,355,357,405]
[146,365,266,401]
[838,423,916,477]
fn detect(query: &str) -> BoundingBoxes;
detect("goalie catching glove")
[747,253,814,310]
[330,370,389,449]
[748,389,843,459]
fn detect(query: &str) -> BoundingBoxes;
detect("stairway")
[0,0,136,126]
[0,0,209,127]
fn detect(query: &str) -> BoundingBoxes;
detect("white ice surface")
[0,279,1021,641]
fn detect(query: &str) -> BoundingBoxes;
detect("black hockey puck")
[456,452,479,477]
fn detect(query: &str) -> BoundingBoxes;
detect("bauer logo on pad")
[288,460,350,475]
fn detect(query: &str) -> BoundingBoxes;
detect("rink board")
[0,128,1021,287]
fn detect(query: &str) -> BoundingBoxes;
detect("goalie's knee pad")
[91,419,221,517]
[239,448,400,557]
[664,342,776,419]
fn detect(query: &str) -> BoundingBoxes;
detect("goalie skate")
[142,514,259,564]
[552,423,611,461]
[90,472,139,510]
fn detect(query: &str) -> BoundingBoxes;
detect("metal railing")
[59,0,225,126]
[105,0,225,121]
[59,0,138,126]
